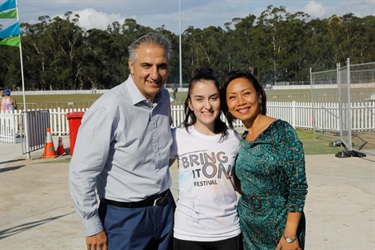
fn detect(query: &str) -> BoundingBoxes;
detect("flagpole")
[178,0,182,88]
[19,40,25,110]
[15,0,25,110]
[14,0,29,158]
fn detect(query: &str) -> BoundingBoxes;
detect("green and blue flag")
[0,0,16,13]
[0,0,20,47]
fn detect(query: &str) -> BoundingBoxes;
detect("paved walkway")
[0,139,374,249]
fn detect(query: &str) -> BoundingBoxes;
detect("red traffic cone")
[56,136,66,156]
[42,128,57,158]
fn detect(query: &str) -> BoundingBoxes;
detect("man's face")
[128,44,169,102]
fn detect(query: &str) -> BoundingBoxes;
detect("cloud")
[303,1,326,18]
[339,0,375,17]
[73,8,125,30]
[16,0,374,34]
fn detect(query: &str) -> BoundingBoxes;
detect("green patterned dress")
[235,120,308,250]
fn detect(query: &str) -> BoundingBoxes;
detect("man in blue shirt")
[69,32,175,250]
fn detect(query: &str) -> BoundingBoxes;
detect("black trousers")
[173,234,243,250]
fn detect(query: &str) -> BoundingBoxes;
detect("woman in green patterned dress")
[221,70,308,250]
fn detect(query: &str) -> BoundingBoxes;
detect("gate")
[20,110,50,159]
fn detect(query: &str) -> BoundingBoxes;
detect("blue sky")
[10,0,375,34]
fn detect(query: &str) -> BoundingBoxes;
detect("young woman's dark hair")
[183,67,228,140]
[221,70,267,129]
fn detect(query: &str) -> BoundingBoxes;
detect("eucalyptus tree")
[196,26,226,73]
[305,18,333,71]
[3,62,20,90]
[361,15,375,63]
[184,27,207,70]
[21,16,56,90]
[0,24,19,89]
[80,28,112,89]
[2,5,374,91]
[179,26,222,80]
[329,13,375,65]
[253,5,292,84]
[222,19,238,73]
[281,11,311,84]
[339,13,375,64]
[44,11,85,90]
[0,42,19,89]
[180,26,197,81]
[106,21,129,88]
[225,15,257,74]
[325,15,347,65]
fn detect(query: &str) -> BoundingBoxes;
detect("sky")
[7,0,375,34]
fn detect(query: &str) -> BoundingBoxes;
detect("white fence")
[0,111,22,143]
[1,102,374,143]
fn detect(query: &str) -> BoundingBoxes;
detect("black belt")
[100,189,169,208]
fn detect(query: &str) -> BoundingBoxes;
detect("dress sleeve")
[279,122,308,213]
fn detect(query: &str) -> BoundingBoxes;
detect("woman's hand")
[275,236,301,250]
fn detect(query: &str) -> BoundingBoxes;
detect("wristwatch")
[283,235,297,243]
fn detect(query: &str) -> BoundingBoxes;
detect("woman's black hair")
[220,70,267,129]
[183,67,228,140]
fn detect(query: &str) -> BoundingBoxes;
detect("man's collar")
[125,75,165,106]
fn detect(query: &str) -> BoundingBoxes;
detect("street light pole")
[179,0,182,88]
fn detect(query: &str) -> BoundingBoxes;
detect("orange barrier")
[42,128,57,158]
[56,136,66,156]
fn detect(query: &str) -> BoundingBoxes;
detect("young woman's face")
[225,77,262,122]
[188,80,221,130]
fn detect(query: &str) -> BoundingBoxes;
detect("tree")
[1,6,374,90]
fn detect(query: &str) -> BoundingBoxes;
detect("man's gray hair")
[128,32,172,64]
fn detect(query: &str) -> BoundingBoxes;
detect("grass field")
[10,88,374,155]
[12,87,375,108]
[173,87,374,104]
[295,129,374,155]
[13,93,102,109]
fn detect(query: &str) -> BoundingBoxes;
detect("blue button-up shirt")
[69,75,173,236]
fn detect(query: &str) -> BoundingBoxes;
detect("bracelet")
[283,235,297,243]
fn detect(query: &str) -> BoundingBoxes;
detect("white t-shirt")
[170,125,241,241]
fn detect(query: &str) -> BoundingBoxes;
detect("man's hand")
[86,231,107,250]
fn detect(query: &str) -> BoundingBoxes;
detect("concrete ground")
[0,137,374,250]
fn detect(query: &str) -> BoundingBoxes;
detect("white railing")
[0,111,21,143]
[1,102,374,143]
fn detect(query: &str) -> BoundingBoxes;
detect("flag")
[0,0,20,47]
[0,0,16,13]
[0,9,17,18]
[0,35,20,47]
[0,22,20,38]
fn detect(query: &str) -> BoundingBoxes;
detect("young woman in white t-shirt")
[170,67,243,250]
